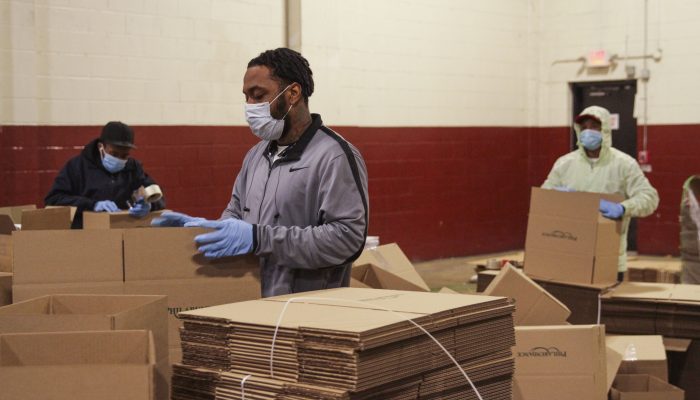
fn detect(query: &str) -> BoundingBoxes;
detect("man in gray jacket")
[153,48,369,297]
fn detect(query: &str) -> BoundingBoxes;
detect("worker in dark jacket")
[45,121,165,228]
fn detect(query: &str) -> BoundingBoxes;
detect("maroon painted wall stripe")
[0,124,689,260]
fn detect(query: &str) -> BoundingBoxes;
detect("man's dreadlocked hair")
[248,48,314,104]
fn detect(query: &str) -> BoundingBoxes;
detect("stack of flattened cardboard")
[173,288,516,400]
[601,282,700,339]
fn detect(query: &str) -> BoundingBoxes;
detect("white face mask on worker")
[245,85,293,141]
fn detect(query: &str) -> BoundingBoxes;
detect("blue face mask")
[100,149,127,173]
[579,129,603,150]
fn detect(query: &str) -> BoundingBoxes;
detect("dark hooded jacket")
[45,138,164,228]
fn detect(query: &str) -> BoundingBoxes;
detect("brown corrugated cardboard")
[12,281,126,302]
[0,330,155,400]
[524,188,623,285]
[607,335,668,381]
[83,210,167,229]
[123,227,260,281]
[0,204,36,225]
[483,264,570,325]
[438,286,459,294]
[0,273,11,306]
[0,294,169,399]
[610,374,684,400]
[535,278,616,324]
[176,288,515,397]
[21,206,75,230]
[12,229,124,285]
[0,215,16,273]
[350,262,429,291]
[352,243,430,291]
[513,325,621,400]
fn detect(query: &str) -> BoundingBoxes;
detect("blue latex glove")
[185,218,253,258]
[553,186,576,192]
[94,200,119,212]
[128,198,151,218]
[151,211,204,227]
[599,199,625,219]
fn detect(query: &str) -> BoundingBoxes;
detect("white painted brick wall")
[1,0,284,124]
[2,0,700,126]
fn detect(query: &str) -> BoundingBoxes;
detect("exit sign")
[587,50,610,68]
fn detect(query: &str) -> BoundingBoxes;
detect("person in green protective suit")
[542,105,659,281]
[680,175,700,284]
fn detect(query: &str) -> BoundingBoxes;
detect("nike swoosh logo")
[289,166,310,172]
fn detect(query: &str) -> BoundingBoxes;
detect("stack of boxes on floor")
[478,187,695,399]
[0,205,262,399]
[172,287,516,400]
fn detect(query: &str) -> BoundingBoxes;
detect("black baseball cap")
[100,121,136,148]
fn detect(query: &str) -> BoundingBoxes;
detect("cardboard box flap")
[123,228,260,281]
[0,330,154,365]
[611,374,685,400]
[83,210,167,229]
[606,335,667,362]
[663,337,692,353]
[606,345,623,392]
[21,207,75,230]
[0,205,36,225]
[12,229,124,284]
[483,264,570,325]
[352,243,430,291]
[529,187,601,219]
[603,282,700,302]
[438,287,459,294]
[351,263,429,292]
[0,215,16,235]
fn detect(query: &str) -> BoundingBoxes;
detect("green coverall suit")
[542,105,659,273]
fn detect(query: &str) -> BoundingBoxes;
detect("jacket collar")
[266,114,322,162]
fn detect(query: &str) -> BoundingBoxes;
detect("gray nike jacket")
[222,114,369,297]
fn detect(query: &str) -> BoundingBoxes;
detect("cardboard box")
[352,243,430,291]
[601,282,700,339]
[12,229,124,286]
[513,324,622,400]
[11,226,262,364]
[0,272,11,306]
[607,335,668,381]
[483,264,570,325]
[83,210,167,229]
[610,374,684,400]
[524,188,622,285]
[0,294,168,399]
[535,278,616,324]
[0,214,17,272]
[0,204,36,225]
[0,330,155,400]
[123,227,261,359]
[21,206,75,230]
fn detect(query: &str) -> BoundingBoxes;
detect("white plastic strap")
[270,296,484,400]
[240,374,252,400]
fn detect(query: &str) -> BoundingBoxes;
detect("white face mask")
[244,84,293,141]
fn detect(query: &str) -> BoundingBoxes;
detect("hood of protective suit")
[574,105,612,158]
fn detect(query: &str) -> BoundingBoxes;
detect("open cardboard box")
[607,335,668,381]
[610,374,684,400]
[0,294,169,399]
[483,264,570,325]
[513,324,622,400]
[11,227,261,363]
[524,188,623,285]
[83,209,168,229]
[0,204,36,226]
[533,278,617,324]
[22,206,76,230]
[351,243,430,291]
[0,330,155,400]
